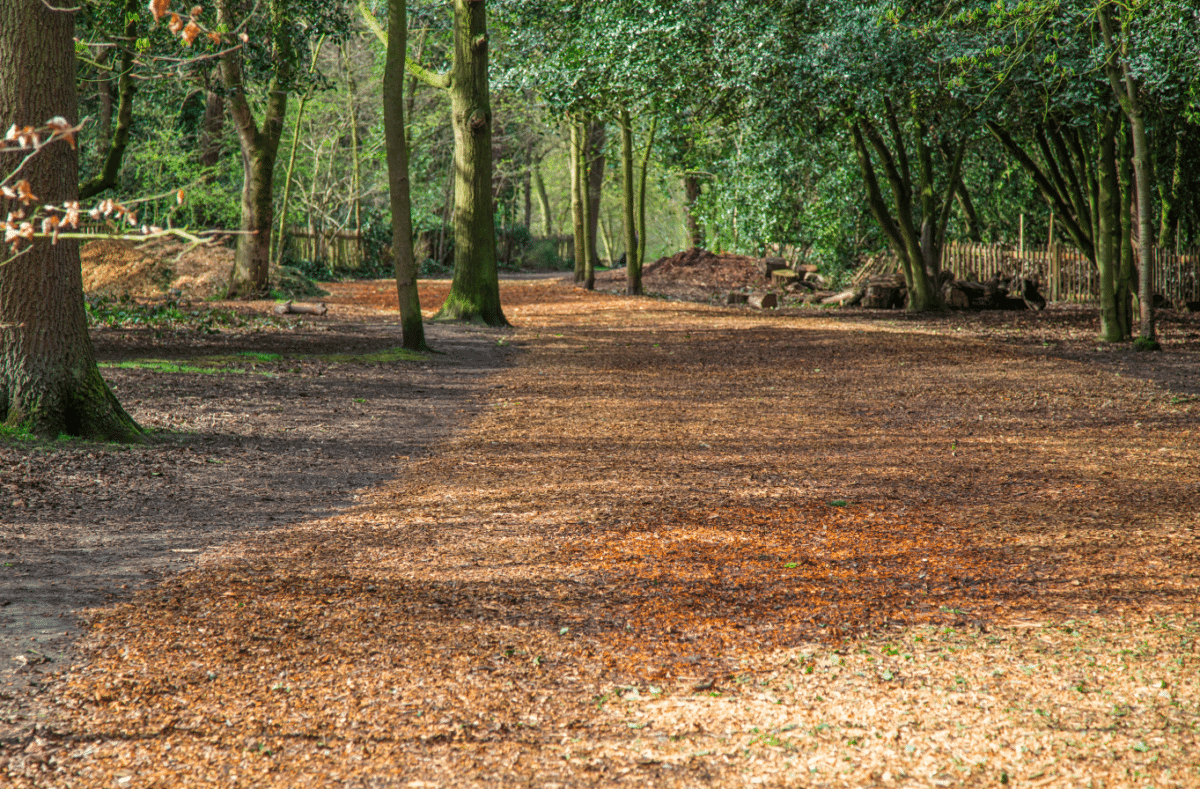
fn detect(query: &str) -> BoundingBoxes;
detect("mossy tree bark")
[434,0,506,325]
[0,0,142,442]
[383,0,427,349]
[218,0,292,299]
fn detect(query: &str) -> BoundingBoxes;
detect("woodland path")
[3,278,1199,788]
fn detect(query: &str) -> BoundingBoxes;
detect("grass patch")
[101,359,256,376]
[319,347,426,364]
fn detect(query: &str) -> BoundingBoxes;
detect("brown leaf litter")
[2,276,1199,788]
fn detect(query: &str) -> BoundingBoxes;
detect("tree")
[364,0,507,325]
[215,0,347,298]
[382,0,428,349]
[1,0,142,441]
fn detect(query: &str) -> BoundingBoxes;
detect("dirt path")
[3,280,1199,787]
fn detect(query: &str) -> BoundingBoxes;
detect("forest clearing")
[2,276,1198,787]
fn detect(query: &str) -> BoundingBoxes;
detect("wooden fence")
[289,228,364,271]
[940,241,1200,305]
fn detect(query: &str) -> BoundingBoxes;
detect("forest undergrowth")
[3,279,1199,788]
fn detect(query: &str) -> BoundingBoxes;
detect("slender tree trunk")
[581,119,595,290]
[570,118,585,282]
[343,42,363,243]
[586,119,605,266]
[1,0,141,441]
[218,0,291,298]
[80,0,138,200]
[435,0,506,324]
[620,109,640,295]
[1118,123,1135,336]
[683,173,703,248]
[384,0,427,349]
[1096,111,1124,342]
[1157,126,1184,252]
[533,159,552,237]
[636,116,657,270]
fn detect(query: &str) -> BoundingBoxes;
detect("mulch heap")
[81,239,235,301]
[5,281,1200,787]
[595,247,765,300]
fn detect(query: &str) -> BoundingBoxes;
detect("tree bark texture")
[383,0,427,349]
[218,0,291,298]
[0,0,141,441]
[435,0,506,325]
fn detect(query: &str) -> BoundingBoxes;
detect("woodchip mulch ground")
[4,278,1200,788]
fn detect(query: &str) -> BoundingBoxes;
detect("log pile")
[857,271,1048,311]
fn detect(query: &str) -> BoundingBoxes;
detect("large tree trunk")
[435,0,506,325]
[218,0,290,299]
[0,0,141,442]
[383,0,426,350]
[198,89,225,171]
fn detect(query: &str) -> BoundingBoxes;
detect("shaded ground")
[2,277,1199,787]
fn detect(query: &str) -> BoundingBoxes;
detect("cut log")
[771,269,799,287]
[943,285,970,310]
[863,284,905,309]
[273,301,328,316]
[748,291,778,309]
[725,291,749,305]
[794,263,820,274]
[804,271,829,287]
[820,289,859,306]
[758,257,788,276]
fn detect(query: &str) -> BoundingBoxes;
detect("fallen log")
[821,288,861,306]
[274,300,328,316]
[725,291,750,305]
[748,291,778,309]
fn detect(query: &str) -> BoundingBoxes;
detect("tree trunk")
[1098,4,1155,343]
[1118,121,1135,335]
[533,159,552,237]
[620,109,640,295]
[683,173,703,248]
[382,0,427,349]
[80,0,138,200]
[586,118,605,266]
[0,0,141,441]
[218,0,291,299]
[435,0,506,325]
[570,118,586,282]
[636,116,657,270]
[1096,110,1125,342]
[1158,125,1184,251]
